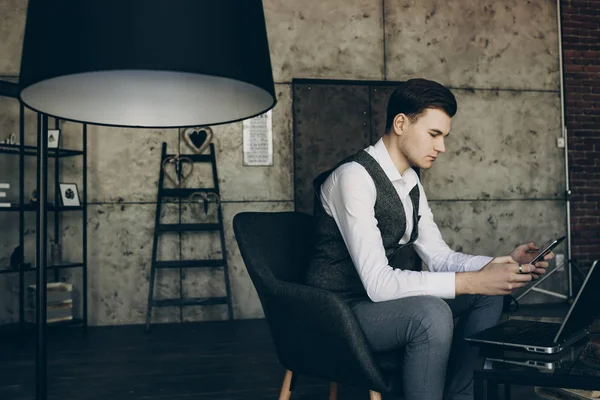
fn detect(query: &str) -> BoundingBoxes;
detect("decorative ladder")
[145,142,233,331]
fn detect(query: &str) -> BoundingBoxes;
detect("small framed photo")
[59,183,80,207]
[47,129,60,149]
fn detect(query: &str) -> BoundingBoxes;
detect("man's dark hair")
[384,78,457,132]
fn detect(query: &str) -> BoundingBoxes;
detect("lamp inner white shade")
[20,70,274,127]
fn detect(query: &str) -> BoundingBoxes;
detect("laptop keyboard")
[504,321,561,346]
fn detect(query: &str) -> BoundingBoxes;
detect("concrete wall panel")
[385,0,559,90]
[264,0,384,82]
[197,84,293,202]
[83,126,178,203]
[0,0,26,75]
[421,90,564,200]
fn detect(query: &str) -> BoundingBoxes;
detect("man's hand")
[508,242,554,279]
[455,256,536,296]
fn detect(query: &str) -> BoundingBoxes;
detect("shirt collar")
[373,138,408,183]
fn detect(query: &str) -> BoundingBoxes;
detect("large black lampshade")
[19,0,276,128]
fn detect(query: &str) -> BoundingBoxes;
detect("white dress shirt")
[319,138,493,302]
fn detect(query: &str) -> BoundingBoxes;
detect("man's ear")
[392,113,408,136]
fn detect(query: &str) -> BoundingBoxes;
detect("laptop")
[466,260,600,354]
[485,341,586,371]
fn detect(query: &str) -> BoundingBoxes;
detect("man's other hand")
[455,258,536,296]
[509,242,553,279]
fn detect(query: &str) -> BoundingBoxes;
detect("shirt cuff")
[465,256,494,272]
[426,272,456,299]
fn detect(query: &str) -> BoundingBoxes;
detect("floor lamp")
[17,1,276,399]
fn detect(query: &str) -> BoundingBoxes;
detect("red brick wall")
[561,0,600,267]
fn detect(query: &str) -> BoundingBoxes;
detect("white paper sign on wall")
[242,110,273,166]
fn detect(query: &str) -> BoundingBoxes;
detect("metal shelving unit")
[0,80,88,337]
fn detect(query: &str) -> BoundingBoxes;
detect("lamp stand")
[36,113,48,400]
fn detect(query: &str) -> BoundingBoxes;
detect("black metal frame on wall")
[0,79,88,339]
[291,78,422,272]
[292,78,413,215]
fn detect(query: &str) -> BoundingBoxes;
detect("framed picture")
[59,183,80,207]
[47,129,61,149]
[242,110,273,166]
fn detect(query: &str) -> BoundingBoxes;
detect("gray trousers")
[351,294,503,400]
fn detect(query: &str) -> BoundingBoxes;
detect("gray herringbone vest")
[306,150,420,301]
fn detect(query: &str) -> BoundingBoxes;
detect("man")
[305,78,553,400]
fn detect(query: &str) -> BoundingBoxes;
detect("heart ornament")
[189,191,221,216]
[161,155,194,188]
[182,126,213,154]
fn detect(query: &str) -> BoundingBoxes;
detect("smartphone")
[530,235,566,265]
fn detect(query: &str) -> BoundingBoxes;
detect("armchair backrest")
[233,211,314,286]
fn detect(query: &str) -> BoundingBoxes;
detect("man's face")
[397,108,451,170]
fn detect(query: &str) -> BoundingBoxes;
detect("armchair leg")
[369,390,382,400]
[279,370,294,400]
[329,382,338,400]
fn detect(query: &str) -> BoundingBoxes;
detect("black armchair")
[233,211,403,400]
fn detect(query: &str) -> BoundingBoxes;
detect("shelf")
[152,297,228,307]
[46,262,84,270]
[0,263,33,275]
[0,203,85,212]
[0,262,84,275]
[154,259,225,269]
[41,317,85,328]
[165,153,212,163]
[159,223,221,232]
[0,318,85,336]
[160,188,217,198]
[0,143,84,157]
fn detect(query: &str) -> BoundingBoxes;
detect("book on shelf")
[27,282,73,292]
[1,183,10,204]
[27,296,73,309]
[26,298,73,324]
[27,282,73,305]
[27,298,73,310]
[25,306,73,324]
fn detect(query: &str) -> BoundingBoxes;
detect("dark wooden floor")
[0,317,548,400]
[0,319,381,400]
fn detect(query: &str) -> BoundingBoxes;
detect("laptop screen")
[554,260,600,343]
